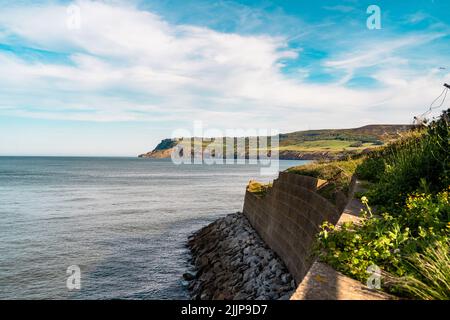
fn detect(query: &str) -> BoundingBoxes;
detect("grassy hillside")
[279,124,410,145]
[139,124,413,160]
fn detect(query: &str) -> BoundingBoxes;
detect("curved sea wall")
[243,172,353,283]
[185,172,355,299]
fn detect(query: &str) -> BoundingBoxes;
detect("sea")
[0,157,308,299]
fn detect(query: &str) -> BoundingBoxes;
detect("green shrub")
[315,109,450,299]
[349,141,363,148]
[355,156,385,182]
[316,188,450,298]
[247,181,272,197]
[287,159,361,202]
[360,109,449,211]
[373,140,384,146]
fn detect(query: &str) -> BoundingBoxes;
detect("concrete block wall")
[243,172,352,284]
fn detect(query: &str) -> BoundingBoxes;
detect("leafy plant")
[353,109,449,212]
[355,156,385,182]
[389,239,450,300]
[293,110,450,299]
[316,188,450,299]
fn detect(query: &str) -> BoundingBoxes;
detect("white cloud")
[0,0,448,134]
[324,33,445,72]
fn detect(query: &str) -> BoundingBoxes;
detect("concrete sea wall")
[243,172,353,284]
[184,171,388,300]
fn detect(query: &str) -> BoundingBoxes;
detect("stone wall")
[243,172,354,284]
[186,213,297,300]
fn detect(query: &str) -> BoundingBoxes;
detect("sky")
[0,0,449,156]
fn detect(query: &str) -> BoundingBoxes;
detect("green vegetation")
[318,189,449,298]
[278,124,408,146]
[247,181,272,197]
[287,158,361,203]
[314,109,450,299]
[355,119,449,210]
[278,140,374,152]
[287,158,360,180]
[144,125,412,159]
[153,138,177,150]
[182,137,380,153]
[276,125,410,156]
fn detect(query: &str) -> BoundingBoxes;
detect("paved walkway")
[335,179,367,225]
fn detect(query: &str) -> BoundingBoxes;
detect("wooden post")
[444,83,450,89]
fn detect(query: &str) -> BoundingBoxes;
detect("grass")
[286,158,361,202]
[277,140,377,152]
[180,138,379,153]
[389,239,450,300]
[279,125,409,146]
[356,114,449,211]
[287,158,361,179]
[148,125,413,159]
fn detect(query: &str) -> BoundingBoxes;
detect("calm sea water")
[0,157,308,299]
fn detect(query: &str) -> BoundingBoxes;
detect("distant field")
[176,138,381,156]
[277,140,377,152]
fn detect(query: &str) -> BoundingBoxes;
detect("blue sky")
[0,0,449,156]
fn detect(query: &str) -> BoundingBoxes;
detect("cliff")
[138,138,177,159]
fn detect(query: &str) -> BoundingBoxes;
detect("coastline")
[181,169,343,301]
[139,149,362,161]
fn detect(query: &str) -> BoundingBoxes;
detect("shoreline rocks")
[185,212,296,300]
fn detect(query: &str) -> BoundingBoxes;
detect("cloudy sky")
[0,0,449,156]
